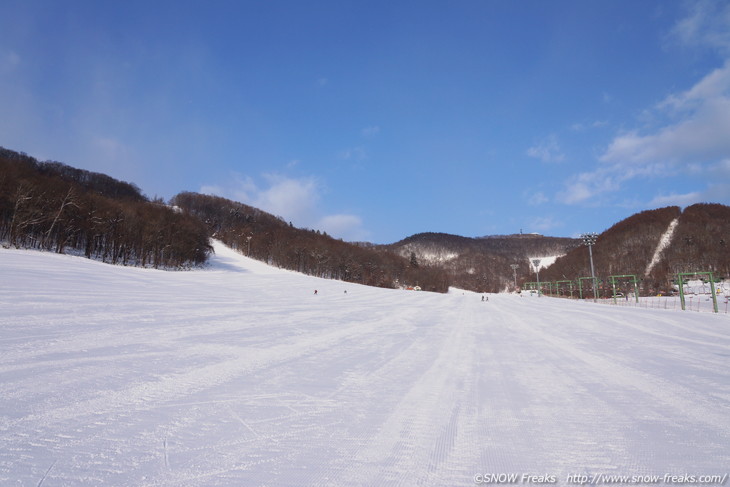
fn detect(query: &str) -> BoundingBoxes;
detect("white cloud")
[526,135,565,163]
[561,59,730,205]
[361,125,380,137]
[570,120,608,132]
[601,96,730,165]
[527,191,548,206]
[338,146,367,161]
[648,191,704,207]
[558,182,593,205]
[670,0,730,53]
[529,216,562,233]
[558,2,730,207]
[659,61,730,113]
[202,174,322,225]
[199,184,224,195]
[649,182,730,208]
[201,173,369,241]
[317,214,369,242]
[252,174,320,224]
[570,123,585,132]
[599,62,730,176]
[201,173,258,203]
[557,169,621,205]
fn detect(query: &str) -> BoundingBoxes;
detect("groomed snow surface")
[1,241,728,486]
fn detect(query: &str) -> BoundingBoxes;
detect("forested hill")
[382,232,579,292]
[539,204,730,295]
[0,147,211,268]
[170,192,450,292]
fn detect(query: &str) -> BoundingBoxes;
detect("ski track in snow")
[0,242,729,486]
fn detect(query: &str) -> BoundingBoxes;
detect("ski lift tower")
[532,259,542,297]
[581,233,599,303]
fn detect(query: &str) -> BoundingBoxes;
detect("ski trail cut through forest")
[645,217,679,276]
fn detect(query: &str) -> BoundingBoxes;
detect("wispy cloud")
[556,1,730,206]
[317,214,369,242]
[527,191,548,206]
[571,120,608,132]
[0,47,20,73]
[361,125,380,138]
[601,96,730,165]
[200,173,258,204]
[203,173,321,224]
[252,174,321,224]
[648,160,730,207]
[338,146,367,161]
[557,168,622,205]
[648,190,704,207]
[669,0,730,53]
[648,182,730,207]
[529,215,563,233]
[201,173,368,241]
[561,53,730,205]
[526,135,565,163]
[599,61,730,176]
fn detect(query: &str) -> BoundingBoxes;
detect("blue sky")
[2,1,729,243]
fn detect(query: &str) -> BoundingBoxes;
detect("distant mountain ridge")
[381,232,579,292]
[2,145,728,295]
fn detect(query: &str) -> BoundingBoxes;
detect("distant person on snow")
[314,290,318,295]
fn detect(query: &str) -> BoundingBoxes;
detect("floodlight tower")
[581,233,599,302]
[532,259,542,297]
[510,264,519,291]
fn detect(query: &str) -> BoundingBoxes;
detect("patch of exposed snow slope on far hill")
[528,254,560,271]
[397,244,459,264]
[417,250,459,264]
[0,243,729,486]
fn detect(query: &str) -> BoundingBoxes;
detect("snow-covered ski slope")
[1,241,728,486]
